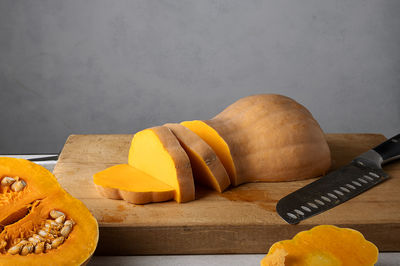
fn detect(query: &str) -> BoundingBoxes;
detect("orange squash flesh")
[128,126,195,203]
[261,225,378,266]
[0,157,98,265]
[93,164,175,204]
[183,94,331,186]
[165,123,230,192]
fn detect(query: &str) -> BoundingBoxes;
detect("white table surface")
[3,155,399,266]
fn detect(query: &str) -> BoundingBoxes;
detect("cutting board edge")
[94,222,400,255]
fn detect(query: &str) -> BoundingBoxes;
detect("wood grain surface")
[53,134,400,254]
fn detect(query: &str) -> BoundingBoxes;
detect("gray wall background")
[0,0,399,154]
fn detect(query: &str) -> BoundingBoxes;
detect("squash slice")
[181,120,237,186]
[128,126,195,203]
[94,164,175,204]
[165,123,230,192]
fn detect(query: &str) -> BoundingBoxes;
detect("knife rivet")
[287,212,297,219]
[314,199,325,206]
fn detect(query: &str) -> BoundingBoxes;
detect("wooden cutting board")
[53,133,400,255]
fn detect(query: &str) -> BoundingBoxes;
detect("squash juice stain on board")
[99,209,127,223]
[117,204,126,211]
[221,187,276,212]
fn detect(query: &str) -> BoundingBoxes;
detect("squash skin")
[0,158,98,265]
[165,123,230,193]
[260,225,379,266]
[183,94,331,186]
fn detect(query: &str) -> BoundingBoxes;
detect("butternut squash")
[164,123,230,192]
[182,94,331,186]
[0,157,98,265]
[94,164,175,204]
[260,225,379,266]
[128,126,195,203]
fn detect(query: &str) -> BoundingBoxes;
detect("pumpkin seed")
[46,219,58,226]
[51,236,64,248]
[28,237,40,244]
[60,224,72,237]
[55,215,65,224]
[10,180,26,192]
[43,227,59,235]
[1,176,16,186]
[17,240,29,246]
[7,244,22,255]
[20,243,34,255]
[50,210,65,219]
[45,242,52,251]
[34,242,45,254]
[33,234,44,242]
[38,229,48,237]
[46,220,62,230]
[64,219,75,227]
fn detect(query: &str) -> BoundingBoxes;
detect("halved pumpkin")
[0,157,98,265]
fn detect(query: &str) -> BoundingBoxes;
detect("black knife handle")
[373,133,400,164]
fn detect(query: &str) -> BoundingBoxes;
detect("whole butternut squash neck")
[184,94,331,186]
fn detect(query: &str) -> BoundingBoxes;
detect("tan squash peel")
[182,94,331,186]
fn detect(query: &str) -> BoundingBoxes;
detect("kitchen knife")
[28,155,59,162]
[276,133,400,224]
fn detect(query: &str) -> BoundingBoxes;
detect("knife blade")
[276,133,400,224]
